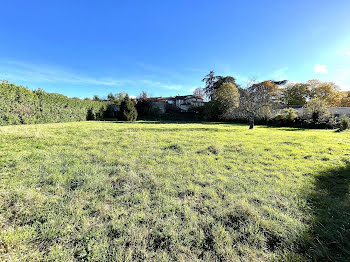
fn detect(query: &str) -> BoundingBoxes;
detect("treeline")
[103,71,349,130]
[0,80,107,125]
[196,71,350,129]
[2,73,349,130]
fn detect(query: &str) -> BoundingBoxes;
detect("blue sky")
[1,0,350,98]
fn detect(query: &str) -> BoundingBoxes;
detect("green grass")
[0,121,349,261]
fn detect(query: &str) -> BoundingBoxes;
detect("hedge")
[0,80,108,125]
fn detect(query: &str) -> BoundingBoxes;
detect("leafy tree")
[239,80,287,129]
[120,94,137,121]
[303,98,330,123]
[202,71,238,99]
[307,80,341,106]
[282,83,311,105]
[336,91,350,107]
[213,82,239,118]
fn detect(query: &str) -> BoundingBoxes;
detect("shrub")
[275,108,298,122]
[340,116,350,131]
[119,95,137,121]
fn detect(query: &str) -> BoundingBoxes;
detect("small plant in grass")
[339,116,350,131]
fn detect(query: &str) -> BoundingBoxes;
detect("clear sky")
[1,0,350,98]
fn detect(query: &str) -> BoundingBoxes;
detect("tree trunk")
[249,113,254,129]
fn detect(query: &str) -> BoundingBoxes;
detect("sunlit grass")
[0,121,349,261]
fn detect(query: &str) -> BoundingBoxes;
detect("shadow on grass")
[307,163,350,261]
[264,125,307,132]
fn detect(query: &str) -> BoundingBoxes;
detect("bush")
[275,108,298,122]
[120,95,137,121]
[340,116,350,131]
[0,80,108,125]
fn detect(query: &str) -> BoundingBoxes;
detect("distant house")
[174,95,205,111]
[330,107,350,118]
[145,95,205,113]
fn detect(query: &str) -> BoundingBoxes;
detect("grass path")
[0,121,349,261]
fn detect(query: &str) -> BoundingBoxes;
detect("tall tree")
[239,80,287,129]
[202,71,238,99]
[307,80,341,106]
[120,94,138,121]
[282,83,311,105]
[213,82,240,118]
[336,91,350,107]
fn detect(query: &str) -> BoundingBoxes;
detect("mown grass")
[0,121,349,261]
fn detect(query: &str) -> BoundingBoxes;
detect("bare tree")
[193,87,205,98]
[239,80,287,129]
[138,91,148,100]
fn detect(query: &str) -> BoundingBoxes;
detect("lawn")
[0,121,349,261]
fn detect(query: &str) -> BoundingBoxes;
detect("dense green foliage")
[120,95,137,121]
[282,83,311,105]
[275,108,298,123]
[281,80,341,107]
[213,82,240,118]
[202,71,238,99]
[0,80,107,125]
[1,121,349,261]
[340,116,350,131]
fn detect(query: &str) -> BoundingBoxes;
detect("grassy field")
[0,121,349,261]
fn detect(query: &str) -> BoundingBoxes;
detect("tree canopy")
[307,80,341,106]
[282,83,311,105]
[239,80,287,129]
[213,82,240,117]
[202,71,238,99]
